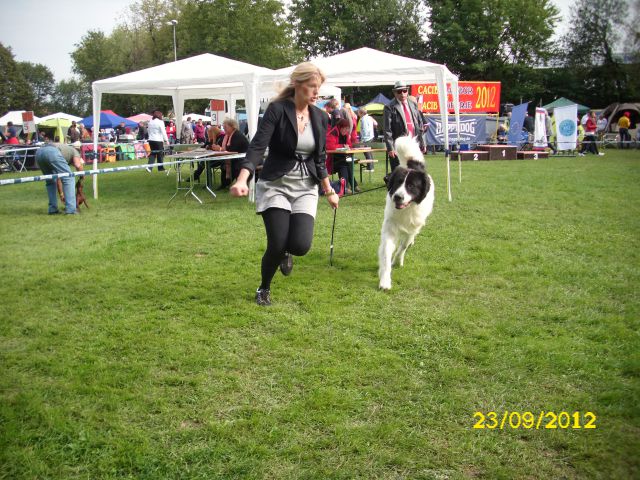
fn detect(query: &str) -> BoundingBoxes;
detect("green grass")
[1,151,639,479]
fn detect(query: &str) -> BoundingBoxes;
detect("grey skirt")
[255,168,319,218]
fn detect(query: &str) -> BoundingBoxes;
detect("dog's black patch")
[387,167,408,194]
[406,159,425,172]
[387,166,430,205]
[405,169,429,204]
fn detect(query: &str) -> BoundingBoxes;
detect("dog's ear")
[386,168,406,193]
[412,172,429,204]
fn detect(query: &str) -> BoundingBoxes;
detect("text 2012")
[473,411,597,430]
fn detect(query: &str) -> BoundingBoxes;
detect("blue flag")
[507,102,529,145]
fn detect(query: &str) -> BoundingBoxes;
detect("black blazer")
[383,98,426,152]
[240,99,329,183]
[219,130,249,153]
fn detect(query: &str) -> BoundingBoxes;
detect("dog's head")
[387,161,430,209]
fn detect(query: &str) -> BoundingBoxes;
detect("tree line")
[1,0,638,118]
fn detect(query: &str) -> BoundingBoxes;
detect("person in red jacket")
[579,111,604,156]
[326,118,359,193]
[165,120,177,144]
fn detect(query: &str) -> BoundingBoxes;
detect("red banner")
[210,99,225,111]
[411,81,501,113]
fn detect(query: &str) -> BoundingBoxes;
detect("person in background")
[114,121,126,139]
[136,121,148,140]
[67,121,81,143]
[341,102,357,135]
[192,125,223,183]
[4,121,20,145]
[617,111,631,149]
[35,132,83,215]
[77,123,89,142]
[146,110,169,172]
[193,119,206,143]
[230,62,339,307]
[576,118,585,151]
[496,123,508,144]
[166,120,177,144]
[324,98,342,127]
[357,107,376,170]
[579,111,604,156]
[327,118,359,194]
[209,118,249,189]
[181,116,194,144]
[383,81,425,170]
[545,111,557,154]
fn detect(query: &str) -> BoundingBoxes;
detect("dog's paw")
[379,278,392,291]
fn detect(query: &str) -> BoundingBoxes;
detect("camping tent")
[38,112,83,142]
[80,111,138,130]
[600,102,640,131]
[367,93,391,106]
[260,48,461,200]
[362,103,385,115]
[542,97,590,114]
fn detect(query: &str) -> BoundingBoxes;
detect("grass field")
[1,150,639,479]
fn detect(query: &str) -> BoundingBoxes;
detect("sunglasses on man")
[395,89,408,94]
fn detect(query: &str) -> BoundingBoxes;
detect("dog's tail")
[394,136,424,167]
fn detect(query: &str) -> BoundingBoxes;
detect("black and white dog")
[378,136,434,290]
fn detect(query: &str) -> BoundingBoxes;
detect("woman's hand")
[326,192,339,209]
[230,181,249,197]
[230,168,251,197]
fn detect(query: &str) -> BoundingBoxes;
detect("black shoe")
[280,252,293,276]
[255,288,271,306]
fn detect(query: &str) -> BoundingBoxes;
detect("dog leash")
[328,182,387,265]
[329,207,337,266]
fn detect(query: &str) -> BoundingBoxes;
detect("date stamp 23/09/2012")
[473,411,597,430]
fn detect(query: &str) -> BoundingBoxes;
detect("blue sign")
[507,102,529,145]
[424,115,487,146]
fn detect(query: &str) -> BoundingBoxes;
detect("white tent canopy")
[261,48,461,201]
[38,112,82,123]
[90,48,460,199]
[0,110,42,126]
[182,113,212,122]
[91,53,274,197]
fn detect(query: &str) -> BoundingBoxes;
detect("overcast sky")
[0,0,573,82]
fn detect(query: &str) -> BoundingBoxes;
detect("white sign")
[554,104,578,151]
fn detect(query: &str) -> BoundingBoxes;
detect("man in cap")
[383,80,425,170]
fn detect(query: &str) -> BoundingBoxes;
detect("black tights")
[260,208,315,290]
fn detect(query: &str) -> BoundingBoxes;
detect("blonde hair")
[273,62,326,102]
[207,125,222,142]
